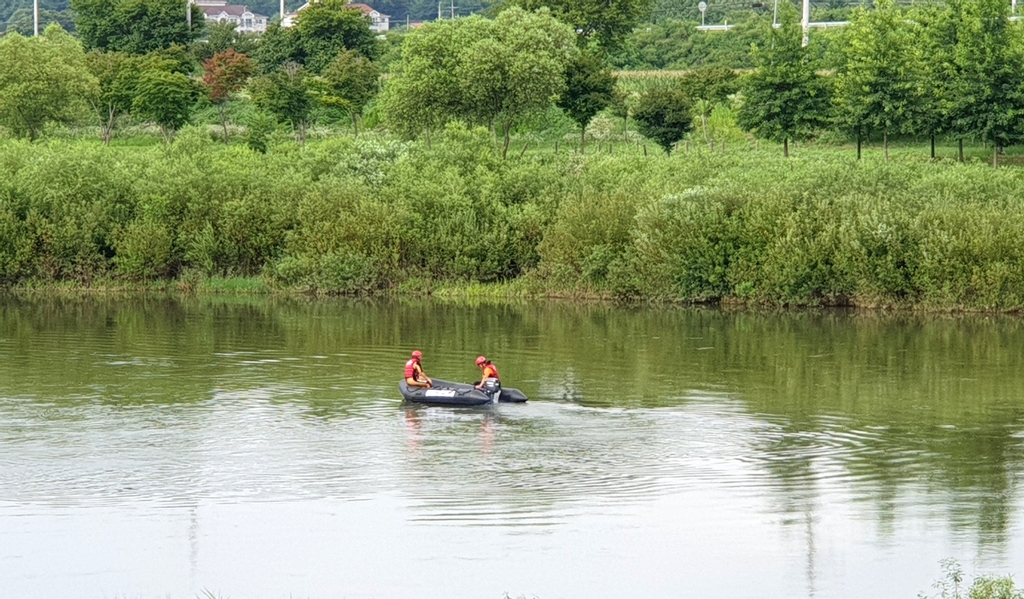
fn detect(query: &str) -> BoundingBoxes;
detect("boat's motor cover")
[482,377,501,402]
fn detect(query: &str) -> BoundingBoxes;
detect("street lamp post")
[34,0,39,36]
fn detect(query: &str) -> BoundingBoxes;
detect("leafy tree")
[296,0,379,71]
[5,7,76,34]
[257,0,378,73]
[202,49,255,143]
[945,0,1024,167]
[253,21,304,73]
[192,21,259,62]
[318,49,380,135]
[0,25,97,140]
[252,63,314,144]
[382,7,577,157]
[632,86,692,153]
[832,0,922,160]
[243,110,277,153]
[72,0,204,54]
[84,50,140,144]
[556,52,615,153]
[908,3,954,159]
[735,7,831,157]
[502,0,657,50]
[378,18,468,141]
[677,66,739,106]
[132,68,200,142]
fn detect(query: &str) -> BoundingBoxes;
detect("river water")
[1,296,1022,599]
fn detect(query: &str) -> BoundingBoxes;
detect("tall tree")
[84,50,139,144]
[832,0,922,160]
[132,68,200,142]
[501,0,656,50]
[256,0,378,73]
[945,0,1024,167]
[735,7,831,157]
[381,8,577,157]
[296,0,379,71]
[378,18,469,141]
[73,0,204,54]
[458,8,578,157]
[318,49,380,135]
[557,51,616,153]
[632,86,692,153]
[0,26,98,140]
[202,49,255,143]
[252,62,314,144]
[254,21,304,73]
[909,3,955,159]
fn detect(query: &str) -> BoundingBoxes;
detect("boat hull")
[399,379,528,405]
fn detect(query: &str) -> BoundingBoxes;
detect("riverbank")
[5,127,1024,310]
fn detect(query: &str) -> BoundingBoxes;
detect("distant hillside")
[1,0,68,26]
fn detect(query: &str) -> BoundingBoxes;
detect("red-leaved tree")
[202,49,255,143]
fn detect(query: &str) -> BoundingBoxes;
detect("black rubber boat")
[399,378,528,406]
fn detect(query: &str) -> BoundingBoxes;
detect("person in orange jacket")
[474,355,499,389]
[405,350,432,388]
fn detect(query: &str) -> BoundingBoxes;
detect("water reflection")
[0,297,1022,597]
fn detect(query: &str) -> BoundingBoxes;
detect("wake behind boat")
[399,378,528,406]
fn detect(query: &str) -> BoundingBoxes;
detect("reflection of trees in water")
[2,297,1024,543]
[729,312,1024,553]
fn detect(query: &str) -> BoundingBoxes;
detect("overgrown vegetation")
[6,129,1024,310]
[921,559,1023,599]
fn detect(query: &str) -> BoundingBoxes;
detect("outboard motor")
[481,377,501,403]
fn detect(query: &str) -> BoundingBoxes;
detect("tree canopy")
[632,86,692,153]
[945,0,1024,165]
[501,0,656,50]
[557,52,616,151]
[736,7,831,156]
[256,0,378,74]
[381,7,577,156]
[317,49,380,134]
[832,0,922,158]
[0,25,97,140]
[72,0,204,54]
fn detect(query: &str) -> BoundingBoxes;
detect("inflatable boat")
[399,378,528,406]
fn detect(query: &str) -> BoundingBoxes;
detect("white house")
[199,0,269,33]
[282,1,389,32]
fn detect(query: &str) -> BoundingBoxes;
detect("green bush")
[4,134,1024,309]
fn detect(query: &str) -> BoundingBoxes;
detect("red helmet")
[411,350,422,359]
[475,355,487,366]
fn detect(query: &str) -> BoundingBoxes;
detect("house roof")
[345,3,390,17]
[201,4,267,17]
[286,1,389,21]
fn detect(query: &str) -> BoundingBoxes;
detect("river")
[1,296,1022,599]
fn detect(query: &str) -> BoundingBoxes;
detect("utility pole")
[437,1,442,19]
[801,0,809,46]
[33,0,39,35]
[281,0,286,21]
[449,0,455,18]
[186,0,192,29]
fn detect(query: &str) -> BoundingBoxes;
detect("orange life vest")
[482,363,499,380]
[405,358,422,380]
